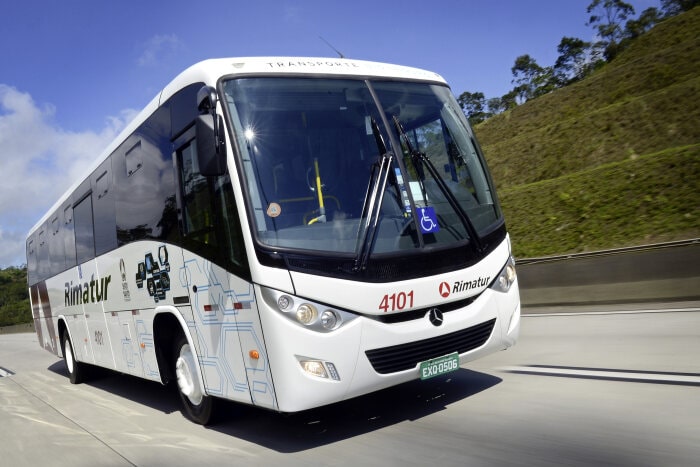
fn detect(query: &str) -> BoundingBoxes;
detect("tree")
[624,7,662,40]
[532,67,560,97]
[587,0,636,61]
[661,0,699,16]
[0,266,30,327]
[554,36,593,84]
[457,91,488,124]
[511,54,543,103]
[486,97,507,115]
[500,90,519,111]
[511,55,559,102]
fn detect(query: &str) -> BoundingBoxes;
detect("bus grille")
[365,318,496,374]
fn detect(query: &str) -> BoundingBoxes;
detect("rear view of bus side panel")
[27,200,80,357]
[28,279,58,355]
[27,226,62,356]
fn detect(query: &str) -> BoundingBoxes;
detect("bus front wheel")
[174,335,213,425]
[61,332,85,384]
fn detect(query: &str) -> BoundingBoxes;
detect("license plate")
[419,352,459,380]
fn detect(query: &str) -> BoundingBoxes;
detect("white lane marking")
[500,366,700,385]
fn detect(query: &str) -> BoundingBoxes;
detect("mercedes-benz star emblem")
[427,308,444,327]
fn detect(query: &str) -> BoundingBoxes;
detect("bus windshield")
[223,77,502,257]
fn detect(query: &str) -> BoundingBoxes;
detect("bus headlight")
[278,294,294,311]
[260,286,357,333]
[296,304,317,325]
[320,309,341,330]
[491,256,517,293]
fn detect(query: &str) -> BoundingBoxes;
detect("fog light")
[296,304,317,325]
[300,360,328,378]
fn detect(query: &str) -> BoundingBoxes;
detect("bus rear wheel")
[61,332,85,384]
[174,335,213,425]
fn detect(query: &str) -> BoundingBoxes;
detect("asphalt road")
[1,304,698,466]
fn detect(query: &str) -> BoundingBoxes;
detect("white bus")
[27,57,519,424]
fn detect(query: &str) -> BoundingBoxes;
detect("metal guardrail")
[516,238,699,265]
[516,238,700,307]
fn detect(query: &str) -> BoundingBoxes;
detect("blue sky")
[0,0,657,267]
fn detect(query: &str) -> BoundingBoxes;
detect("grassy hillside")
[475,8,700,257]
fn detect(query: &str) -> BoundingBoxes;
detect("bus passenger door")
[175,128,271,406]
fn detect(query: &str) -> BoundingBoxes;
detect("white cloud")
[0,85,136,268]
[0,229,25,269]
[137,34,183,67]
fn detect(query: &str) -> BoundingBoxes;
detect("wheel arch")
[152,306,206,393]
[56,315,71,359]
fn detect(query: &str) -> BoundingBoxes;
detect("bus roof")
[165,57,446,95]
[28,57,447,236]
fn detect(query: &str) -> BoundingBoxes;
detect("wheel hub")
[175,344,203,405]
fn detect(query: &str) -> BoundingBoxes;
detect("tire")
[61,332,86,384]
[174,335,214,425]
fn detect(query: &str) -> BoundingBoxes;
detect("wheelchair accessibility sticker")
[419,207,440,234]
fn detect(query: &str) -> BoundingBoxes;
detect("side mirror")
[195,112,227,177]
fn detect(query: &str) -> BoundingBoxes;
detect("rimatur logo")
[439,282,450,298]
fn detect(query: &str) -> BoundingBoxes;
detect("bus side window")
[92,158,118,256]
[49,215,64,276]
[37,226,49,281]
[177,137,218,249]
[27,237,37,285]
[175,128,249,279]
[74,194,95,265]
[63,204,76,268]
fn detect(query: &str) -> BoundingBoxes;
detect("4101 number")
[378,291,414,313]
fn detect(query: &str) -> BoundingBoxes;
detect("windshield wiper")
[354,118,393,272]
[392,115,483,252]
